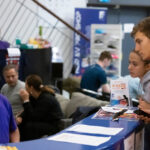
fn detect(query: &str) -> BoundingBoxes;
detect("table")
[5,114,144,150]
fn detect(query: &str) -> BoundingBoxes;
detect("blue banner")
[73,8,107,76]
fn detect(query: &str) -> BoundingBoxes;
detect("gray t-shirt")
[141,70,150,103]
[1,80,25,116]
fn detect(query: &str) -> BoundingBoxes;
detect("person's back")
[80,51,112,94]
[81,64,106,92]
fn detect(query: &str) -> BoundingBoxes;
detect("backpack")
[71,106,101,124]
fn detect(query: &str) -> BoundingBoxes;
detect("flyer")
[110,78,129,106]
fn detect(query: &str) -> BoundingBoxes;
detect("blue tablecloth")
[4,113,143,150]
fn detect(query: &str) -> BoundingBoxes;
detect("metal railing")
[0,0,88,77]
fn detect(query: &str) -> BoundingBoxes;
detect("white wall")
[0,0,87,78]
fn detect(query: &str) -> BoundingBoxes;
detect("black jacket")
[21,91,63,124]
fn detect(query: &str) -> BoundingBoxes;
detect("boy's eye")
[136,39,142,44]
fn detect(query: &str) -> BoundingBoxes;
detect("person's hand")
[20,89,29,102]
[16,117,22,125]
[138,98,150,114]
[137,98,150,123]
[137,115,150,124]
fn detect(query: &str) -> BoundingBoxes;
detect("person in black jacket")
[16,74,63,141]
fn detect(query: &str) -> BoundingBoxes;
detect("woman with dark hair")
[16,74,63,141]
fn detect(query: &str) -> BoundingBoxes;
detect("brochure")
[92,106,138,120]
[110,78,130,106]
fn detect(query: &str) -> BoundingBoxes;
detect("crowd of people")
[1,17,150,150]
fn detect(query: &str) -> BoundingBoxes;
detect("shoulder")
[83,64,97,74]
[17,80,25,86]
[142,71,150,85]
[85,64,96,70]
[14,80,25,90]
[39,92,59,107]
[96,64,104,70]
[40,92,56,101]
[96,65,105,75]
[1,83,8,91]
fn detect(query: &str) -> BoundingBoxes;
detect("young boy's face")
[134,31,150,61]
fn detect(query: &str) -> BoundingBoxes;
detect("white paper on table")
[7,48,21,57]
[102,106,135,114]
[48,133,111,146]
[67,124,123,135]
[102,106,125,113]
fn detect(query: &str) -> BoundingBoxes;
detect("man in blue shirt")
[80,51,112,94]
[0,94,20,143]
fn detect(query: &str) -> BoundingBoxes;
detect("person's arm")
[10,127,20,143]
[16,116,23,125]
[136,98,150,123]
[101,83,110,93]
[19,89,34,121]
